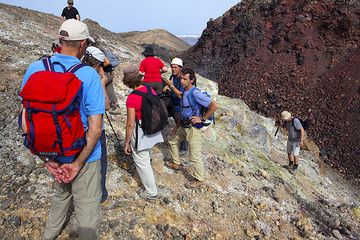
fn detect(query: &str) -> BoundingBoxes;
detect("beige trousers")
[43,160,102,240]
[168,126,204,181]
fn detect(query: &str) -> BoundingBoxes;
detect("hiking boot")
[137,188,169,200]
[284,161,294,170]
[185,179,204,189]
[100,199,116,210]
[289,165,298,175]
[138,190,158,200]
[157,187,170,197]
[165,161,181,172]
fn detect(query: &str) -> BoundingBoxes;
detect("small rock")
[9,216,21,227]
[170,226,180,237]
[69,231,79,239]
[245,228,260,238]
[332,230,342,239]
[338,225,350,236]
[258,169,269,179]
[211,201,219,212]
[1,199,12,210]
[109,220,119,229]
[334,219,341,228]
[163,197,171,205]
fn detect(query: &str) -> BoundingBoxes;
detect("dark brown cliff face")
[182,0,360,182]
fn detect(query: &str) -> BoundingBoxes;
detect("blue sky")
[0,0,239,35]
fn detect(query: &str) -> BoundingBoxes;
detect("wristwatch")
[201,117,205,122]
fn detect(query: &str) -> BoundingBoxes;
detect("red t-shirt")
[139,57,165,83]
[126,85,157,120]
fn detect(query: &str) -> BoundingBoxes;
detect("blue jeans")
[100,130,108,202]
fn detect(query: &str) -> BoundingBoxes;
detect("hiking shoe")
[165,161,181,172]
[284,161,294,170]
[185,179,204,189]
[157,187,170,197]
[100,199,116,210]
[137,188,169,200]
[137,190,158,200]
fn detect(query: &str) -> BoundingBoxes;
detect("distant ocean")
[177,35,200,46]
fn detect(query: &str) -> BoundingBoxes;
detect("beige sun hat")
[281,111,292,120]
[58,19,94,42]
[170,57,183,67]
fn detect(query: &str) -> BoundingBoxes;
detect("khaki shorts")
[287,141,300,156]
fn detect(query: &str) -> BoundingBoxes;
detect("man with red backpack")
[19,19,104,240]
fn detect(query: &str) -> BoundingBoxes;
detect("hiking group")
[17,1,307,239]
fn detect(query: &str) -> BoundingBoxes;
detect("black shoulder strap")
[67,63,86,73]
[131,85,152,98]
[145,85,152,94]
[42,56,55,72]
[131,90,146,97]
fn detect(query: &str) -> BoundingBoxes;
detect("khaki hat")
[86,46,105,62]
[67,0,74,4]
[171,57,183,67]
[58,19,94,42]
[281,111,291,120]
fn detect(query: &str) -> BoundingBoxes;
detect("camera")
[180,119,192,128]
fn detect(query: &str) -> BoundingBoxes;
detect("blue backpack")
[186,87,215,126]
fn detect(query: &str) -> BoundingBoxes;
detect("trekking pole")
[105,112,122,147]
[274,119,281,137]
[274,127,279,137]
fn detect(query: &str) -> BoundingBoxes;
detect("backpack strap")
[42,57,55,72]
[135,121,139,151]
[41,57,85,73]
[67,63,86,73]
[187,87,198,116]
[131,85,152,98]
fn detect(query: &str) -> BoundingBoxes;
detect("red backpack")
[19,57,86,160]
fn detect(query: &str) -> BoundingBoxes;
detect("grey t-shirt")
[286,118,303,142]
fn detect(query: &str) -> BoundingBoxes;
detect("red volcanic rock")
[182,0,360,182]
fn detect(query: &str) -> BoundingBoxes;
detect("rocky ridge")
[0,3,360,240]
[182,0,360,182]
[119,29,190,52]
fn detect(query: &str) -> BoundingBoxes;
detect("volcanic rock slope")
[1,3,360,240]
[182,0,360,181]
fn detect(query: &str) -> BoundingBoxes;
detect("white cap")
[171,57,183,67]
[86,46,105,62]
[281,111,292,120]
[58,19,94,42]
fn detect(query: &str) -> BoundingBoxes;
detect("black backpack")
[293,117,310,131]
[131,85,168,135]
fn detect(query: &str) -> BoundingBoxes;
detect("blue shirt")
[21,54,105,163]
[181,86,211,119]
[170,75,183,109]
